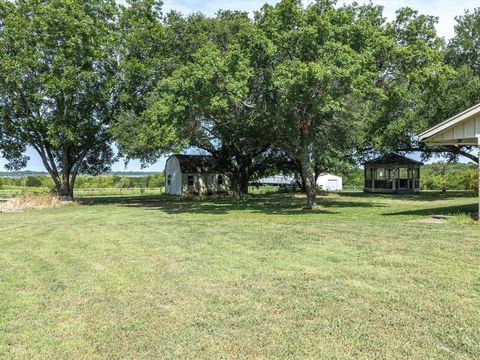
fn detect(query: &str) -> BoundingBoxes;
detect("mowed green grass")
[0,192,479,359]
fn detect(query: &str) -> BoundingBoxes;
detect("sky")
[1,0,478,172]
[163,0,480,39]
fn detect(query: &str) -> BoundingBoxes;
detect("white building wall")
[316,173,343,191]
[431,114,480,144]
[181,173,228,195]
[165,156,182,195]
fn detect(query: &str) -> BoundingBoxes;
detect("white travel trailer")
[316,173,342,191]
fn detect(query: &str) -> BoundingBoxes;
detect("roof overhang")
[418,103,480,146]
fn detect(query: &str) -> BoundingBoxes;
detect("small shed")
[364,153,422,193]
[316,173,342,191]
[418,102,480,219]
[165,155,228,196]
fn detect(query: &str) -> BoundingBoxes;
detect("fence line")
[75,188,165,197]
[75,187,163,192]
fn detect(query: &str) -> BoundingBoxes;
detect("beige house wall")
[181,173,228,195]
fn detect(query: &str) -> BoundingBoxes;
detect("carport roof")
[418,102,480,145]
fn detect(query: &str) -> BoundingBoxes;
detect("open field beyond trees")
[1,192,479,359]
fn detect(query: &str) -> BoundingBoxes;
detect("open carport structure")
[418,103,480,219]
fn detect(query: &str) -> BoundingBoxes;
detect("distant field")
[0,192,479,358]
[0,187,164,200]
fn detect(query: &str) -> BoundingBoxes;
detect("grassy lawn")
[1,192,479,359]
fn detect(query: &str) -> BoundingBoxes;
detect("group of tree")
[0,173,165,190]
[421,162,479,194]
[1,0,479,207]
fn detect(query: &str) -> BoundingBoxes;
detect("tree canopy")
[253,0,386,207]
[366,6,480,163]
[110,0,480,207]
[113,8,277,196]
[0,0,119,199]
[1,0,479,205]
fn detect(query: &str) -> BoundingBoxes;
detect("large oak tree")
[0,0,118,199]
[365,7,480,163]
[113,9,276,197]
[255,0,380,208]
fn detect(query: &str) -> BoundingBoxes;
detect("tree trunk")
[58,181,74,201]
[231,164,250,198]
[314,166,322,183]
[57,147,74,201]
[298,151,316,209]
[56,168,74,201]
[296,174,306,192]
[240,169,249,194]
[33,144,88,201]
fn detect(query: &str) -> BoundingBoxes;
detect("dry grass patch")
[411,217,447,224]
[0,193,74,213]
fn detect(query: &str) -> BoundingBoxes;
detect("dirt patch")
[411,217,448,224]
[0,194,74,213]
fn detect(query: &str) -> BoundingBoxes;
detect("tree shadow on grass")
[79,193,381,216]
[338,191,477,202]
[382,203,477,217]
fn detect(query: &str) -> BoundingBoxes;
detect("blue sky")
[163,0,479,40]
[1,0,478,172]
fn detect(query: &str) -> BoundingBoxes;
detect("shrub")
[459,169,478,194]
[147,173,165,188]
[25,176,43,187]
[432,175,451,192]
[114,176,133,188]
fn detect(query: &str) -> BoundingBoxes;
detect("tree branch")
[31,143,61,190]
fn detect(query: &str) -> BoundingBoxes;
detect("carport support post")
[478,137,480,221]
